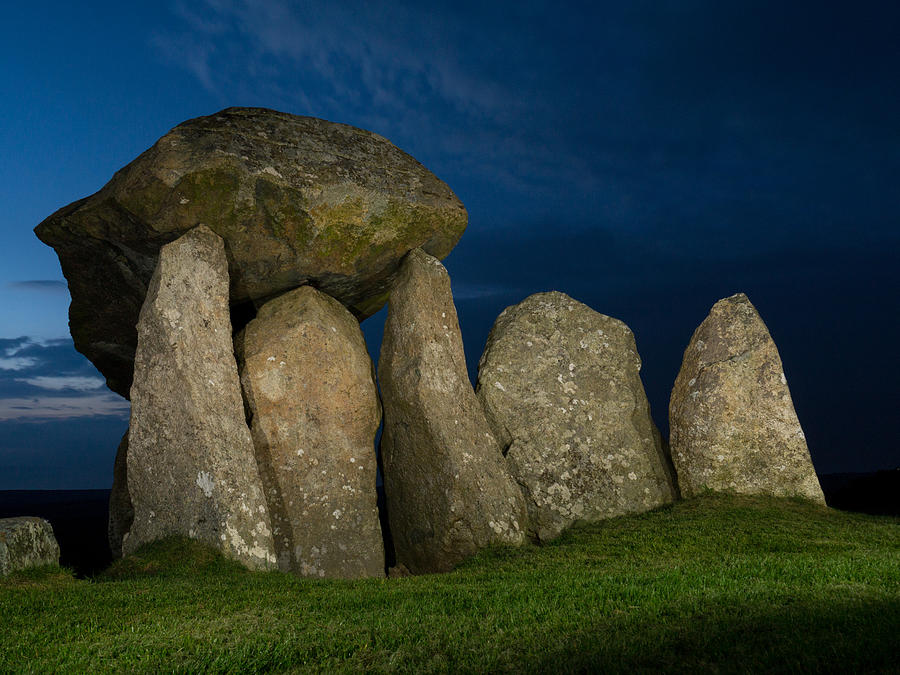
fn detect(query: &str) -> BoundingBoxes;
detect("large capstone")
[476,292,678,542]
[379,249,527,574]
[34,107,467,396]
[236,286,384,578]
[669,293,824,503]
[0,517,60,576]
[124,225,277,569]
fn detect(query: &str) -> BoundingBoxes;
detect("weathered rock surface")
[34,107,468,396]
[0,517,60,576]
[669,293,824,503]
[379,249,527,574]
[107,431,133,559]
[124,225,276,568]
[236,286,384,578]
[476,292,678,542]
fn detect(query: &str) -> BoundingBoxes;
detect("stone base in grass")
[0,517,60,576]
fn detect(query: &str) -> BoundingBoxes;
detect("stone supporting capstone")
[237,285,385,578]
[124,225,277,569]
[379,248,527,574]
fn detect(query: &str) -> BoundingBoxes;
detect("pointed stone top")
[687,292,772,370]
[721,291,750,303]
[402,247,448,274]
[173,223,219,244]
[477,290,676,541]
[670,292,824,503]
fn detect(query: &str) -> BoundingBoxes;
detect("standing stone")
[379,249,527,574]
[107,431,133,559]
[476,292,677,542]
[669,293,824,503]
[236,286,384,578]
[124,225,276,568]
[0,517,60,576]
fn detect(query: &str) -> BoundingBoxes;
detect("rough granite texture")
[236,286,384,578]
[476,292,678,542]
[0,517,60,576]
[379,249,527,574]
[124,226,277,569]
[107,431,133,559]
[669,293,824,503]
[34,107,468,397]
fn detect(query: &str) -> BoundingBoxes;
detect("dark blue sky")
[1,0,898,488]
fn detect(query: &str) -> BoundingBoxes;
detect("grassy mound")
[1,494,897,673]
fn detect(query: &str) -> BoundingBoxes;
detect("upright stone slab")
[236,286,384,578]
[107,431,133,559]
[669,293,824,503]
[124,225,276,568]
[476,292,677,542]
[0,517,60,576]
[379,249,527,574]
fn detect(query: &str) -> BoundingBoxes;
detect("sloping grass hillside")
[1,494,897,673]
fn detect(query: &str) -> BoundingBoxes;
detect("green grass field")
[1,494,897,673]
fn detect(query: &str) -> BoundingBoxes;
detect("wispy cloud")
[0,337,127,421]
[0,357,38,371]
[5,280,68,293]
[17,376,105,392]
[149,0,598,198]
[151,32,218,94]
[0,395,129,421]
[1,339,41,370]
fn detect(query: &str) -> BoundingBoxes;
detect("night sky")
[1,1,898,489]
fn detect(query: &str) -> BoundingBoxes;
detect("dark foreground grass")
[1,495,897,673]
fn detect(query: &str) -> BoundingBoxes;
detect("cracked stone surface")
[669,293,824,503]
[476,292,677,542]
[379,249,527,573]
[125,225,277,569]
[34,107,467,397]
[236,285,384,578]
[0,517,59,577]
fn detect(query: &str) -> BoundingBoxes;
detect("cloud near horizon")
[0,337,128,421]
[0,356,38,371]
[5,280,68,293]
[19,375,106,391]
[0,396,129,422]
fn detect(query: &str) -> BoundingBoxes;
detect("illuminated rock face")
[34,107,467,397]
[477,292,678,543]
[124,226,276,569]
[669,293,824,504]
[236,286,384,579]
[379,249,527,574]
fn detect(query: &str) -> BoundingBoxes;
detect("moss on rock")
[34,107,467,397]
